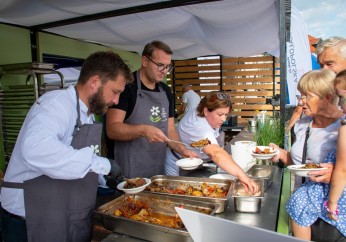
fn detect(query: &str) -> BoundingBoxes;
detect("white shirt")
[164,109,220,176]
[0,86,110,217]
[291,115,342,165]
[291,115,343,187]
[182,90,200,114]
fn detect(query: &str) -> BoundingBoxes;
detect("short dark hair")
[78,51,133,85]
[142,40,173,58]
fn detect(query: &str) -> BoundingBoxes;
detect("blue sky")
[292,0,346,39]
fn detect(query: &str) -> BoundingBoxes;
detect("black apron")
[113,71,169,178]
[2,87,102,242]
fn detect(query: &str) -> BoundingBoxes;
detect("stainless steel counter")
[100,128,283,241]
[178,163,283,231]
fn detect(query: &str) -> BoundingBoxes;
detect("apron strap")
[136,71,164,98]
[0,180,24,189]
[73,86,83,135]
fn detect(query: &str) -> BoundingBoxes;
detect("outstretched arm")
[327,125,346,220]
[106,108,168,143]
[203,144,258,194]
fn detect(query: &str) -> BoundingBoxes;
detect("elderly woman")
[165,92,258,193]
[270,69,345,241]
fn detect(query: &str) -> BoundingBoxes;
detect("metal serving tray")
[144,175,233,213]
[232,179,264,213]
[95,193,219,242]
[246,164,276,190]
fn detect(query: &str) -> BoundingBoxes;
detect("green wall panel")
[0,24,32,65]
[38,32,141,72]
[0,24,142,171]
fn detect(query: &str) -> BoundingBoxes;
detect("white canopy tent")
[1,0,301,116]
[0,0,284,59]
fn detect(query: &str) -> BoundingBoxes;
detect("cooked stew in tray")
[146,182,227,198]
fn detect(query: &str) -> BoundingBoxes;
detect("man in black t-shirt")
[105,40,198,178]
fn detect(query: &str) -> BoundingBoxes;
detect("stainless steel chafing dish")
[95,193,219,242]
[232,179,264,213]
[144,175,233,213]
[246,164,276,190]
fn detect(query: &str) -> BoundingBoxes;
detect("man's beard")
[88,86,110,115]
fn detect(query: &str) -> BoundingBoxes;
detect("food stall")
[94,128,290,242]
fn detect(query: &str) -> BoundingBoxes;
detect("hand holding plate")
[308,163,334,183]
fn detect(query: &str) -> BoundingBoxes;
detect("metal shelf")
[0,62,65,158]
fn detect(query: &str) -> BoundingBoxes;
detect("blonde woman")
[270,69,345,240]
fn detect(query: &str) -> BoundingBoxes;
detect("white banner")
[286,6,312,105]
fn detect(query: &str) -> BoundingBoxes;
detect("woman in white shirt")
[165,92,258,193]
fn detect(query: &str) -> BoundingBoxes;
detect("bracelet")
[324,201,339,216]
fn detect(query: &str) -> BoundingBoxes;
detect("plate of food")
[117,177,151,194]
[287,163,327,177]
[176,158,203,170]
[251,146,278,160]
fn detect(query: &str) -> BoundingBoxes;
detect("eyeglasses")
[145,56,173,72]
[296,95,314,102]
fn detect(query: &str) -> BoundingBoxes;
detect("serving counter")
[96,128,285,242]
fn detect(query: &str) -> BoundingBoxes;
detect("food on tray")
[302,163,321,169]
[124,177,147,189]
[113,196,184,229]
[235,186,261,197]
[146,181,227,198]
[190,138,211,148]
[253,146,274,154]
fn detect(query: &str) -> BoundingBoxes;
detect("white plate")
[287,164,327,177]
[116,178,151,194]
[209,173,236,180]
[176,158,203,170]
[251,146,278,160]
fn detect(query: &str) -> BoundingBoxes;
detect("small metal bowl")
[246,164,276,190]
[232,179,264,213]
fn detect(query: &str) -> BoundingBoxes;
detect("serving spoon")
[168,139,191,147]
[168,139,208,149]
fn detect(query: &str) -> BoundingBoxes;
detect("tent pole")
[279,0,291,127]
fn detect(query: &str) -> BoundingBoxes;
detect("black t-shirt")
[105,72,174,159]
[109,72,175,120]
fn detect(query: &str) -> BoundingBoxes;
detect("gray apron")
[114,71,169,178]
[2,87,102,242]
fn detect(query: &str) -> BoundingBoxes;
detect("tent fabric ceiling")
[0,0,281,59]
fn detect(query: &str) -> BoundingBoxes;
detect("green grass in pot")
[254,116,284,147]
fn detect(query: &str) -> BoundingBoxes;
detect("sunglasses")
[210,93,231,102]
[217,93,231,100]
